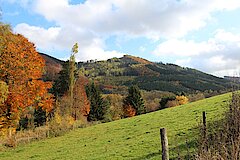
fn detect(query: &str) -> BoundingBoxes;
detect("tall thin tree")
[69,43,78,119]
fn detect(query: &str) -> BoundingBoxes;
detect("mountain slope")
[38,53,236,93]
[0,93,231,159]
[39,52,64,81]
[78,55,235,94]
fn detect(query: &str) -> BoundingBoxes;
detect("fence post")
[202,111,206,129]
[160,128,169,160]
[202,111,207,139]
[202,111,208,151]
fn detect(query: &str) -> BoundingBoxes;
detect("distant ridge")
[224,76,240,83]
[78,55,237,93]
[38,52,238,93]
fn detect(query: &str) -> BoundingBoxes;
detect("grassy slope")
[0,93,231,160]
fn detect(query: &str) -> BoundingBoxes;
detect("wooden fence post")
[160,128,169,160]
[202,111,207,139]
[202,111,208,151]
[202,111,206,129]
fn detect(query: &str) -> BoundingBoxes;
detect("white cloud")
[31,0,227,39]
[214,29,240,43]
[157,30,240,77]
[27,0,240,41]
[9,0,240,76]
[15,23,61,50]
[153,39,220,56]
[15,23,124,61]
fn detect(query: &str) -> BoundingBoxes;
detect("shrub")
[188,92,205,102]
[165,100,179,108]
[196,91,240,159]
[176,95,189,105]
[48,112,74,137]
[160,95,188,109]
[159,96,176,109]
[105,94,124,120]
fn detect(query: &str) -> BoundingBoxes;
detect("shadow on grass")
[131,126,199,160]
[131,138,197,160]
[131,151,160,160]
[170,139,197,160]
[171,127,199,160]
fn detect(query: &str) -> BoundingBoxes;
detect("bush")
[188,92,205,102]
[160,96,176,109]
[165,100,179,108]
[197,91,240,159]
[176,95,189,105]
[105,94,124,120]
[48,113,74,137]
[160,95,188,109]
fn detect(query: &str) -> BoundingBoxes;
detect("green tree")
[124,85,145,115]
[52,62,70,97]
[86,82,109,121]
[34,107,47,127]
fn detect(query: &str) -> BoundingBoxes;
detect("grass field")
[0,93,231,160]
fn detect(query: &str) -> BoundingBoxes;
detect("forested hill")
[39,52,64,81]
[39,53,236,94]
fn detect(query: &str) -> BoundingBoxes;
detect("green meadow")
[0,93,231,160]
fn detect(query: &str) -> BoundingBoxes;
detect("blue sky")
[1,0,240,77]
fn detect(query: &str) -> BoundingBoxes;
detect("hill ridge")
[39,52,237,94]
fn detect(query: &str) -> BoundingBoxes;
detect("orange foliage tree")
[72,75,90,121]
[123,104,136,117]
[0,23,54,133]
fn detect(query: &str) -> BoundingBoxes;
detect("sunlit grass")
[0,93,230,160]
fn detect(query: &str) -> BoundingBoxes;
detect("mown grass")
[0,93,231,160]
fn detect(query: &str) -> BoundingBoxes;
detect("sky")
[1,0,240,77]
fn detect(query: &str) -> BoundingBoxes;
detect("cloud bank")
[10,0,240,76]
[154,30,240,76]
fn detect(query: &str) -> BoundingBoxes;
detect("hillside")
[78,55,236,94]
[39,52,64,81]
[0,93,231,159]
[224,76,240,83]
[39,52,237,94]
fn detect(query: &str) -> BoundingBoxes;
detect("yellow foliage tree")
[176,95,189,105]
